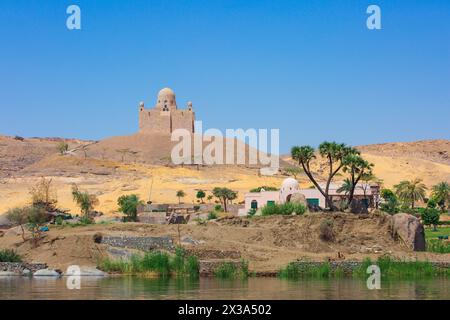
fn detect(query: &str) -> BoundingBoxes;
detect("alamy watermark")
[66,265,81,290]
[66,5,81,30]
[170,121,279,174]
[366,264,381,290]
[367,5,381,30]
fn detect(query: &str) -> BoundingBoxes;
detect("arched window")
[251,200,258,209]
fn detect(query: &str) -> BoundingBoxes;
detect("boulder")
[390,213,426,251]
[3,226,27,237]
[290,193,308,207]
[63,267,107,277]
[33,268,61,277]
[22,269,32,277]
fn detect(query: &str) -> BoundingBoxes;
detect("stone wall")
[101,236,175,251]
[0,262,47,273]
[289,260,450,274]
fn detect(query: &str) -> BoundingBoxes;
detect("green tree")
[284,167,303,180]
[212,187,238,212]
[57,141,69,155]
[342,153,374,206]
[421,206,440,231]
[26,205,48,247]
[336,178,352,196]
[431,182,450,212]
[291,143,354,209]
[6,207,29,241]
[394,178,427,209]
[29,177,58,211]
[71,184,99,218]
[117,194,144,222]
[176,190,186,204]
[207,195,213,204]
[380,188,400,214]
[196,190,206,203]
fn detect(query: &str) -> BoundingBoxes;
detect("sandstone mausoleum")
[139,87,195,134]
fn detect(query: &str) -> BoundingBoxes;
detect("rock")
[3,226,28,237]
[390,213,426,251]
[63,267,107,277]
[33,268,61,277]
[0,271,19,277]
[290,193,308,207]
[22,269,31,276]
[181,236,204,246]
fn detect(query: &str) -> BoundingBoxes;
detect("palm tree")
[431,182,450,212]
[342,154,374,205]
[394,178,427,209]
[337,178,352,195]
[176,190,186,204]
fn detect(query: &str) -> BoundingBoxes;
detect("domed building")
[240,178,380,216]
[139,87,195,134]
[280,177,299,202]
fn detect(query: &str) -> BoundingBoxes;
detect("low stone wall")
[101,236,174,251]
[289,261,450,273]
[0,262,47,274]
[186,249,241,260]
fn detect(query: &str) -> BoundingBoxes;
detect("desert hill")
[0,134,449,215]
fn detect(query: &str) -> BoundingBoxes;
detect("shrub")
[0,249,22,263]
[427,239,450,254]
[207,212,217,220]
[380,188,400,214]
[98,249,200,277]
[193,205,201,212]
[249,186,278,193]
[261,202,306,216]
[247,208,257,217]
[79,215,94,225]
[117,194,143,222]
[55,216,64,226]
[214,260,249,279]
[214,205,223,212]
[57,141,69,155]
[14,135,24,141]
[421,207,440,231]
[278,262,334,279]
[319,220,334,242]
[72,184,99,218]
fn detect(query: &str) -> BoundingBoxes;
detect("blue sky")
[0,0,449,153]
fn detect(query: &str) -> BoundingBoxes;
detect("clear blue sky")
[0,0,449,153]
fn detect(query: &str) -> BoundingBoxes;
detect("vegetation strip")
[279,257,450,279]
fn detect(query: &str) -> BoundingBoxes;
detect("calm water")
[0,276,449,300]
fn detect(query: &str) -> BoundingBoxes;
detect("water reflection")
[0,276,448,300]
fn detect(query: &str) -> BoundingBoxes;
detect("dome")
[158,87,175,97]
[281,178,299,191]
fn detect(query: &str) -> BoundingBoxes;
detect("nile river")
[1,276,449,300]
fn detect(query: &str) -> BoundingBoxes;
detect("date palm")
[394,178,427,209]
[431,182,450,212]
[337,178,352,195]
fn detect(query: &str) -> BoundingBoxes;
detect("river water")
[0,276,449,300]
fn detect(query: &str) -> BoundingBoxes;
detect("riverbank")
[1,213,450,275]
